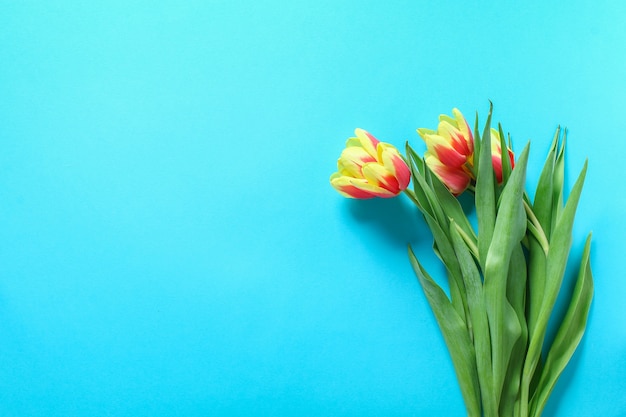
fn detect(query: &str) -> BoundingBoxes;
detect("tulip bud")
[417,108,474,194]
[330,129,411,199]
[490,128,516,183]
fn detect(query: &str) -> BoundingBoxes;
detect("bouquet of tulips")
[330,104,593,417]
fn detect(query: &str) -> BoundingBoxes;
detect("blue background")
[1,1,625,416]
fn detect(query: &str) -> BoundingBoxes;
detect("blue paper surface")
[1,1,625,416]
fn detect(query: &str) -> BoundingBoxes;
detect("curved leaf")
[530,234,594,417]
[408,246,481,417]
[484,143,529,405]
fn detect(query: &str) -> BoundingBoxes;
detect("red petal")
[336,184,377,199]
[428,161,471,195]
[391,154,411,190]
[492,155,503,183]
[433,144,467,168]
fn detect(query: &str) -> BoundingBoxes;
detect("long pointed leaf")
[498,123,512,185]
[528,129,560,336]
[450,223,497,416]
[499,245,528,417]
[550,131,567,232]
[421,210,468,320]
[520,161,588,416]
[406,143,434,216]
[408,246,481,417]
[476,103,496,269]
[473,112,481,175]
[530,234,594,417]
[484,143,529,405]
[533,127,560,236]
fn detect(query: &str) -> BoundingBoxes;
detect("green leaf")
[406,145,448,229]
[483,143,529,405]
[527,129,559,337]
[520,160,588,416]
[543,160,588,335]
[473,112,481,176]
[476,103,496,269]
[406,143,432,216]
[421,210,468,323]
[530,234,594,417]
[532,127,560,236]
[408,142,426,173]
[526,234,547,362]
[498,123,512,185]
[408,246,481,417]
[499,245,528,417]
[550,130,567,233]
[406,144,471,322]
[449,222,497,417]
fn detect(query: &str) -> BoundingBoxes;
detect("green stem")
[453,221,479,260]
[403,188,421,208]
[523,200,549,255]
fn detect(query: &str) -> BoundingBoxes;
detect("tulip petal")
[421,133,468,168]
[330,174,396,198]
[434,144,468,168]
[362,162,400,193]
[507,149,515,168]
[492,155,504,183]
[439,114,456,125]
[417,127,437,140]
[490,128,502,152]
[439,121,471,157]
[489,129,515,183]
[347,178,397,198]
[354,128,379,158]
[393,155,412,190]
[338,147,376,178]
[330,174,376,198]
[452,108,473,148]
[426,154,471,195]
[492,149,516,183]
[379,144,411,190]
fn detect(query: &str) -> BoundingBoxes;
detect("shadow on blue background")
[345,197,424,249]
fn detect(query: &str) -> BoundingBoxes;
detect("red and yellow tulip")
[330,129,411,199]
[417,108,474,195]
[490,128,516,183]
[417,109,516,193]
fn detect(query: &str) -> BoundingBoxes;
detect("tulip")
[330,129,411,199]
[490,128,516,183]
[417,108,474,194]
